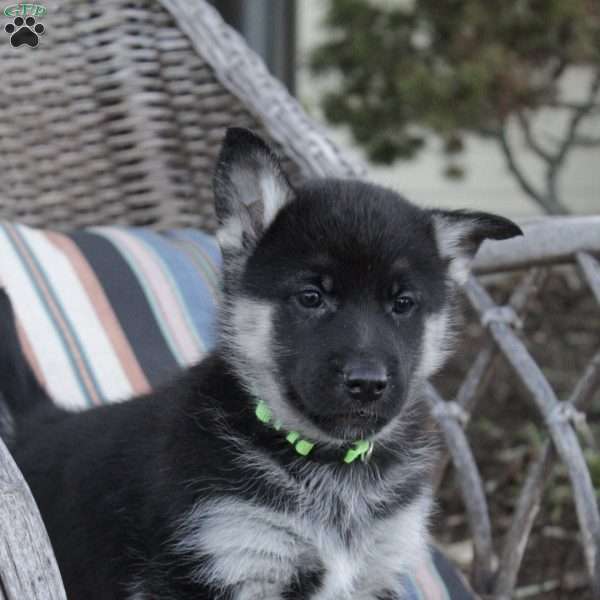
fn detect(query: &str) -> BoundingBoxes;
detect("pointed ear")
[213,128,293,253]
[431,209,523,284]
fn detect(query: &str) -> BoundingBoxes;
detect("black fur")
[0,289,60,448]
[0,128,522,599]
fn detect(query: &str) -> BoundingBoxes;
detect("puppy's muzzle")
[343,360,388,404]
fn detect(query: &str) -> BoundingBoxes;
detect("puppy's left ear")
[431,209,523,284]
[213,128,293,253]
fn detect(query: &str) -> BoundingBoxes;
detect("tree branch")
[497,70,600,215]
[549,68,600,168]
[516,111,554,162]
[543,68,600,210]
[571,134,600,147]
[497,125,567,214]
[543,100,600,110]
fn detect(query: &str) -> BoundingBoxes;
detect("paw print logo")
[4,16,45,48]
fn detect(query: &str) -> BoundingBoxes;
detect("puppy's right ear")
[431,209,523,284]
[213,128,293,254]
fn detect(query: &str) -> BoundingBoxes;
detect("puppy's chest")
[179,483,430,598]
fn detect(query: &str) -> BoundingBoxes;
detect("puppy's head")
[214,128,521,443]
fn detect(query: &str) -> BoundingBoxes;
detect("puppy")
[0,128,521,599]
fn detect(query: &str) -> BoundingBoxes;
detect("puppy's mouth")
[287,386,391,441]
[309,409,387,440]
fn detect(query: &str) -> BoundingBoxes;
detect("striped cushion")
[0,222,220,408]
[0,221,473,600]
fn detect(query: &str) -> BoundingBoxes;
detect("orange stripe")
[7,225,101,405]
[46,232,151,397]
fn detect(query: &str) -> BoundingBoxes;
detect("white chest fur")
[174,476,431,600]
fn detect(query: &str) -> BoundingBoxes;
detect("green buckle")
[286,431,314,456]
[294,439,315,456]
[343,440,373,464]
[286,431,300,444]
[255,400,272,424]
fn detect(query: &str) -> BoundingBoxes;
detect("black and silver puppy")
[0,128,521,599]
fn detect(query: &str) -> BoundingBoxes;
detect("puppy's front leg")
[181,499,304,598]
[227,552,294,600]
[201,542,298,599]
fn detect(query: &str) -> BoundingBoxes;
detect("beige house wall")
[297,1,600,217]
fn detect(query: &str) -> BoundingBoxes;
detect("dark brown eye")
[298,289,323,309]
[392,294,416,315]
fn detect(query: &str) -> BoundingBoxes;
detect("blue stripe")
[398,573,424,600]
[126,228,219,351]
[168,229,223,270]
[165,230,221,298]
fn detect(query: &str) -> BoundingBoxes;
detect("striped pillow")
[0,221,473,600]
[0,222,220,409]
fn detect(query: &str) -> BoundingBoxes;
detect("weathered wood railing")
[0,432,66,599]
[428,215,600,598]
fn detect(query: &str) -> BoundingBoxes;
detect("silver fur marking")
[432,215,475,285]
[175,461,432,599]
[418,308,454,378]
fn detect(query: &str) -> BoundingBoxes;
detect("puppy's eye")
[392,294,416,315]
[297,289,323,309]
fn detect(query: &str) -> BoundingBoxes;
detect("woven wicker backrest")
[0,0,361,231]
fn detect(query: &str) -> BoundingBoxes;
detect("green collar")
[255,400,374,464]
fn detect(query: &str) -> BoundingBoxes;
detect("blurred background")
[213,0,600,217]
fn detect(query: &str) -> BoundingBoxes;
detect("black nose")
[343,362,388,402]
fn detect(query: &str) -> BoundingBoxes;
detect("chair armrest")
[0,435,66,600]
[160,0,367,181]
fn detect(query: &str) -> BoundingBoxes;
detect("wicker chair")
[0,1,599,599]
[0,0,363,232]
